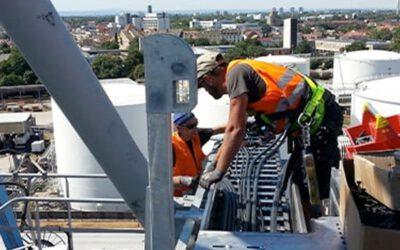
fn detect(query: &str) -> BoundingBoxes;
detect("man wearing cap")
[196,52,343,205]
[172,112,224,196]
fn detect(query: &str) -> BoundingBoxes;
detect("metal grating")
[219,132,291,233]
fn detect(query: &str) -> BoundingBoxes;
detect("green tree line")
[0,39,144,86]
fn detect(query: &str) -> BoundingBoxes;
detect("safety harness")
[257,74,326,135]
[296,75,326,134]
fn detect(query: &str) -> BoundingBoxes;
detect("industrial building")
[283,18,298,49]
[0,2,400,250]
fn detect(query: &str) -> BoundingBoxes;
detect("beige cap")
[196,52,223,80]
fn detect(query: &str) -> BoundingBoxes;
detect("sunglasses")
[184,121,198,130]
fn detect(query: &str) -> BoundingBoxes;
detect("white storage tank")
[351,76,400,125]
[53,78,148,211]
[333,50,400,100]
[192,89,230,154]
[255,55,310,75]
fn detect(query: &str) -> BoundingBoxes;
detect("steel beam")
[0,0,148,224]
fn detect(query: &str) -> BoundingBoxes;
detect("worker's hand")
[180,176,198,188]
[199,169,225,189]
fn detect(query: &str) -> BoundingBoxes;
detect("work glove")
[180,176,198,188]
[203,159,217,174]
[199,169,225,189]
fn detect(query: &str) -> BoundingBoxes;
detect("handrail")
[0,173,108,179]
[0,197,125,214]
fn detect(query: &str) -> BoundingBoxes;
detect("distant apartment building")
[266,10,281,26]
[300,15,334,21]
[120,7,170,32]
[115,12,131,28]
[183,29,243,44]
[141,12,170,31]
[221,22,262,32]
[252,14,263,20]
[221,29,244,43]
[190,19,221,30]
[315,39,352,52]
[131,15,143,29]
[290,7,295,16]
[315,39,391,52]
[283,18,298,49]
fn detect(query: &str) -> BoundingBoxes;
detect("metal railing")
[0,172,137,250]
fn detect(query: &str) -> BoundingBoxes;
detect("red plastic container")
[344,107,400,159]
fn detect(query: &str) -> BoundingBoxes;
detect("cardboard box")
[354,153,400,210]
[340,159,400,250]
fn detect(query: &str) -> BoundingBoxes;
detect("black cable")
[269,135,292,233]
[244,143,268,230]
[250,129,288,231]
[216,178,238,231]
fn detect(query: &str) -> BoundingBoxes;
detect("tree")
[310,58,333,70]
[91,55,125,79]
[300,26,313,34]
[99,40,119,50]
[259,22,272,37]
[224,39,266,62]
[23,70,38,85]
[0,47,37,86]
[0,48,32,76]
[124,40,143,77]
[369,28,393,41]
[0,74,24,86]
[185,38,211,46]
[342,41,367,52]
[0,42,11,54]
[391,27,400,52]
[130,64,145,80]
[310,59,323,70]
[294,40,313,54]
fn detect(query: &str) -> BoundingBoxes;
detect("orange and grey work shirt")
[172,129,212,196]
[226,60,309,133]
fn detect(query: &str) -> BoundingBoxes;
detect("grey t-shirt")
[226,63,266,102]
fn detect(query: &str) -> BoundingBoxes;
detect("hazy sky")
[51,0,398,12]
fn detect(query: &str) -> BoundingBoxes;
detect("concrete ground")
[0,155,10,173]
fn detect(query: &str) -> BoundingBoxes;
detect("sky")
[51,0,398,12]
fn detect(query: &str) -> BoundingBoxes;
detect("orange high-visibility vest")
[227,59,307,133]
[172,131,206,197]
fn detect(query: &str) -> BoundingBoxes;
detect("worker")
[172,112,225,197]
[196,52,343,206]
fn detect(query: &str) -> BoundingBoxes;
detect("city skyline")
[51,0,398,12]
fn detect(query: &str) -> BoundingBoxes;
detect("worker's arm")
[200,94,248,188]
[216,94,248,172]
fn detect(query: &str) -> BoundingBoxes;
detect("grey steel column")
[0,0,148,224]
[143,34,197,250]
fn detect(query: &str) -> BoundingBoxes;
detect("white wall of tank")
[333,50,400,95]
[351,76,400,125]
[53,79,148,211]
